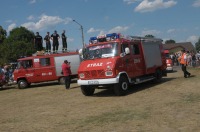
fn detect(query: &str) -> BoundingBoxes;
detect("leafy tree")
[165,39,176,44]
[0,41,35,62]
[0,26,35,65]
[5,26,34,43]
[145,34,155,38]
[195,37,200,52]
[0,26,7,44]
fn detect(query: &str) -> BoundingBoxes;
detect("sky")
[1,0,200,51]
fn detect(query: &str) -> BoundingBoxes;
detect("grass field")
[0,67,200,132]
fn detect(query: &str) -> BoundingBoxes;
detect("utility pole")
[73,20,84,48]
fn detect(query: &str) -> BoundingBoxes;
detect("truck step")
[131,76,155,84]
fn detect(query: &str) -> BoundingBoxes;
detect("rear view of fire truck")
[78,33,167,96]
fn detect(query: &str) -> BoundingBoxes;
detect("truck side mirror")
[120,47,130,57]
[78,49,83,55]
[78,49,84,59]
[125,47,130,55]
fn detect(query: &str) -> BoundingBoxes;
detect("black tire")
[28,83,31,87]
[58,77,65,85]
[18,80,28,89]
[114,76,129,96]
[153,69,162,83]
[81,85,95,96]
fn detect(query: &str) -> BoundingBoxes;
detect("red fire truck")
[13,52,81,89]
[164,50,173,72]
[78,33,167,96]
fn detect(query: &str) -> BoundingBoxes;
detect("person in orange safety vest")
[179,49,191,78]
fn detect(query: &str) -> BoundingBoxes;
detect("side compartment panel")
[142,42,162,69]
[54,54,81,76]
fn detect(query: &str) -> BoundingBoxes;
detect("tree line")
[0,26,36,66]
[0,26,200,66]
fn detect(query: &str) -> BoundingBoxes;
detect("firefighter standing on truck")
[61,30,67,52]
[61,60,71,89]
[51,30,60,53]
[34,32,43,52]
[44,32,51,54]
[179,49,191,78]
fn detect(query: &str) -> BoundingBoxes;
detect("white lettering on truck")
[25,73,33,77]
[87,63,103,67]
[42,72,52,76]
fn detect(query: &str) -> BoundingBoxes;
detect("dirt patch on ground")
[0,67,200,132]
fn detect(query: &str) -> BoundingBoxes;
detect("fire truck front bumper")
[166,66,173,72]
[77,78,119,85]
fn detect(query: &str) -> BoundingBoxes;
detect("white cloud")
[195,27,200,30]
[87,28,103,33]
[87,26,129,35]
[5,20,13,23]
[27,15,35,20]
[167,29,176,33]
[108,26,129,33]
[193,0,200,7]
[21,14,72,31]
[135,0,177,13]
[141,29,161,36]
[29,0,36,4]
[7,23,17,32]
[68,38,74,43]
[186,35,199,44]
[123,0,141,4]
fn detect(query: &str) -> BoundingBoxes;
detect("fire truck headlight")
[105,71,113,76]
[167,64,171,67]
[79,73,85,78]
[106,65,111,70]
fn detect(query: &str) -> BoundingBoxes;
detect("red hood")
[78,58,117,79]
[78,58,116,72]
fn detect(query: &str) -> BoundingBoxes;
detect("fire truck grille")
[84,70,105,78]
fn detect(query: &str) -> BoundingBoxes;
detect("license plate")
[88,81,99,84]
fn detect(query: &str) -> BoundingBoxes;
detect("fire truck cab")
[13,52,81,89]
[78,33,167,96]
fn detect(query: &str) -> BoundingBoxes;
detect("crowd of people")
[34,30,68,54]
[0,63,16,85]
[169,51,200,68]
[169,50,200,78]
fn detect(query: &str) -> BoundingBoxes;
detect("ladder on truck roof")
[129,36,163,43]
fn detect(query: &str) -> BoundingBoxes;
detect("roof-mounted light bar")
[89,33,163,44]
[89,33,120,44]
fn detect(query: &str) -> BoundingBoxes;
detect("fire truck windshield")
[17,60,33,69]
[83,43,118,60]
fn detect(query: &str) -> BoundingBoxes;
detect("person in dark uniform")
[61,30,67,52]
[34,32,43,52]
[44,32,51,54]
[51,30,60,53]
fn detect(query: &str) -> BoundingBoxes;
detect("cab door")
[121,43,134,77]
[33,57,56,82]
[130,43,145,77]
[19,59,35,83]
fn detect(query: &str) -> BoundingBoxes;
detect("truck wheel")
[81,85,95,96]
[114,76,129,96]
[153,69,162,83]
[18,80,28,89]
[58,77,65,85]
